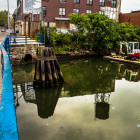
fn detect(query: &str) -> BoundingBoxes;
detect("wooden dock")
[104,56,140,66]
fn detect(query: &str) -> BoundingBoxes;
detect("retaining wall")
[10,44,43,65]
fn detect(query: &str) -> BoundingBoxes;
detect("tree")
[69,12,140,53]
[0,10,8,28]
[69,13,87,46]
[9,17,14,28]
[118,22,140,42]
[86,13,120,51]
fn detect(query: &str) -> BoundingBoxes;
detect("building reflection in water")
[94,79,115,120]
[95,93,111,120]
[94,65,140,120]
[125,68,139,82]
[118,64,140,82]
[14,83,63,119]
[14,63,140,120]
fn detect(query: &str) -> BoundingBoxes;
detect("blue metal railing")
[8,34,44,45]
[0,36,19,140]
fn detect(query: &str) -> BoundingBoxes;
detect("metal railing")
[0,36,19,140]
[8,34,44,45]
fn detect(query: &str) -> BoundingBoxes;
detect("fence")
[8,34,44,45]
[0,36,19,140]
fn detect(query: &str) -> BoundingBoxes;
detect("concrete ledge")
[104,56,140,66]
[56,53,95,61]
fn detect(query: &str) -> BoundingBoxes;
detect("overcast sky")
[0,0,140,14]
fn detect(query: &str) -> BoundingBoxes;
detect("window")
[73,9,79,14]
[134,43,139,49]
[128,43,133,53]
[59,8,66,16]
[86,10,92,14]
[42,0,49,1]
[74,0,80,3]
[100,0,105,6]
[42,7,46,17]
[111,0,117,7]
[99,10,104,15]
[87,0,93,5]
[60,0,66,2]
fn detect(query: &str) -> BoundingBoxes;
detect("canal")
[12,57,140,140]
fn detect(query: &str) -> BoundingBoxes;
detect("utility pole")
[7,0,10,34]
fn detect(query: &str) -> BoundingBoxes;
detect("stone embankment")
[11,45,95,65]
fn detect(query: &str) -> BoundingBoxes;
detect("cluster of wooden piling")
[34,47,64,87]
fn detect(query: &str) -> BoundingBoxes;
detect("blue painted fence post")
[25,35,27,44]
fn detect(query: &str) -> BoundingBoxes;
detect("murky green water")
[12,57,140,140]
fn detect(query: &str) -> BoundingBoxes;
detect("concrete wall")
[10,44,41,65]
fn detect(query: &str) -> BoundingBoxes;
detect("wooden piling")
[34,47,64,88]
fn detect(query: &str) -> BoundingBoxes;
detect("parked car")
[1,28,5,32]
[56,29,70,34]
[67,29,77,34]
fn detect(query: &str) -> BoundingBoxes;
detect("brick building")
[15,0,121,34]
[119,11,140,27]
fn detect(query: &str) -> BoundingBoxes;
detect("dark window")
[134,43,139,49]
[87,0,93,5]
[42,7,46,17]
[74,0,80,3]
[111,0,117,7]
[59,8,66,16]
[42,0,49,1]
[73,9,79,14]
[100,0,105,6]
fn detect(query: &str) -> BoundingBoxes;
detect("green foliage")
[9,17,14,28]
[39,22,57,47]
[0,10,8,27]
[69,12,140,53]
[56,33,72,46]
[54,45,69,54]
[86,13,120,50]
[38,13,140,54]
[69,13,87,45]
[69,13,87,33]
[118,22,140,42]
[54,33,73,53]
[49,27,57,46]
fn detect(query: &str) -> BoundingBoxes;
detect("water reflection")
[13,59,140,120]
[35,85,63,118]
[95,93,111,120]
[118,64,140,82]
[125,68,139,82]
[12,58,140,140]
[14,83,63,119]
